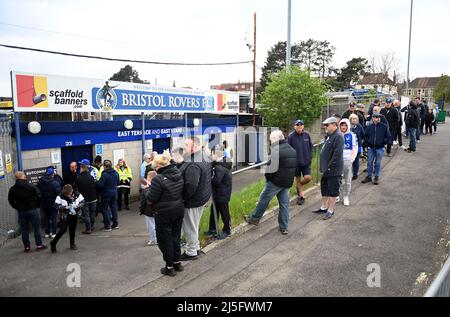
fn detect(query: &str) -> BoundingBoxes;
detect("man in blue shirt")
[287,119,313,205]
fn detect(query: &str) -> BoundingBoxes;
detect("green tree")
[110,65,149,83]
[336,57,370,88]
[259,67,327,133]
[434,75,450,103]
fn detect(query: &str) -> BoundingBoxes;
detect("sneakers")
[45,234,50,238]
[82,230,91,235]
[387,153,392,157]
[297,196,305,205]
[160,267,176,277]
[407,149,416,153]
[217,232,231,240]
[180,252,198,261]
[70,244,78,250]
[393,140,398,145]
[173,262,184,272]
[24,246,31,253]
[352,175,358,181]
[322,211,334,220]
[36,245,47,251]
[343,196,350,206]
[112,225,119,230]
[147,240,158,246]
[361,176,372,184]
[204,230,217,237]
[244,215,259,226]
[373,176,379,185]
[279,228,289,235]
[335,196,340,203]
[51,233,56,239]
[104,227,112,232]
[312,208,327,214]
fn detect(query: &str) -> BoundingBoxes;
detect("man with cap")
[287,119,313,205]
[361,113,391,185]
[313,117,344,220]
[380,97,399,157]
[342,102,365,127]
[37,167,62,238]
[76,159,98,233]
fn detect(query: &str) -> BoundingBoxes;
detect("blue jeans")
[42,205,57,235]
[18,208,43,247]
[83,202,97,231]
[416,124,421,140]
[101,194,119,229]
[250,181,290,230]
[367,147,384,177]
[407,128,417,151]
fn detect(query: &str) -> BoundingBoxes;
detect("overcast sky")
[0,0,449,96]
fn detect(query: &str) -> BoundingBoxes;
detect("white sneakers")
[147,240,158,246]
[393,140,399,145]
[335,197,340,203]
[51,233,56,239]
[45,234,50,238]
[344,196,350,206]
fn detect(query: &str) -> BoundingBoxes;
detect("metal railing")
[424,254,450,297]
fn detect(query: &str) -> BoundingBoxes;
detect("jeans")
[250,181,290,230]
[101,194,119,229]
[367,147,384,177]
[42,205,57,235]
[352,154,360,176]
[416,122,421,140]
[145,216,157,242]
[18,208,43,247]
[83,202,97,231]
[407,128,417,151]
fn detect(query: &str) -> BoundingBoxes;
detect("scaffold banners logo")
[15,74,49,108]
[12,71,240,114]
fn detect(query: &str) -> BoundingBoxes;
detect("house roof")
[409,77,440,89]
[358,73,395,86]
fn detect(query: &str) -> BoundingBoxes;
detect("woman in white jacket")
[338,118,358,206]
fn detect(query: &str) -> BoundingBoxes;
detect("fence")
[424,253,450,297]
[0,113,19,247]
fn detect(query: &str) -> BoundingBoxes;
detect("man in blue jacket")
[361,113,391,185]
[97,160,119,231]
[287,119,313,205]
[37,167,61,238]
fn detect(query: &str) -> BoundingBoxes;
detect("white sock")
[320,205,327,210]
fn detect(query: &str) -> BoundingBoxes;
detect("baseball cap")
[295,119,304,126]
[78,159,91,166]
[46,167,55,175]
[385,97,393,103]
[322,117,338,125]
[372,113,382,118]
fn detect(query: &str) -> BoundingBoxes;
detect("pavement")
[1,124,450,297]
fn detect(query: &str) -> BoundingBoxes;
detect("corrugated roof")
[409,77,440,89]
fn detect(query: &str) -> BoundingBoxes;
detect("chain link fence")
[0,113,19,247]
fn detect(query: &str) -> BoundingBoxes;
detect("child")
[338,118,358,206]
[207,148,232,239]
[424,108,435,135]
[51,184,85,253]
[140,171,158,246]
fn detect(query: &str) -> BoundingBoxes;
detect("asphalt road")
[1,123,449,297]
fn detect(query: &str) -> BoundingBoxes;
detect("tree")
[367,52,402,85]
[434,75,450,103]
[336,57,370,88]
[259,67,327,133]
[110,65,149,83]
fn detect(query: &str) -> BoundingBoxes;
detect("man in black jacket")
[245,130,297,234]
[37,167,61,238]
[8,171,47,252]
[180,137,212,260]
[207,148,232,239]
[313,117,344,220]
[405,101,420,153]
[76,160,98,234]
[380,97,399,157]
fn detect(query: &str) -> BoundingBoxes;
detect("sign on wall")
[113,149,125,166]
[24,166,56,185]
[5,153,12,173]
[0,150,4,179]
[95,144,103,156]
[12,71,239,114]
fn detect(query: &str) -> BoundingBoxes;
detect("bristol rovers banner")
[11,71,240,114]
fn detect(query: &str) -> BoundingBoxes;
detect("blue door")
[153,138,171,154]
[61,145,93,175]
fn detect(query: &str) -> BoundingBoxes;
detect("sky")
[0,0,449,96]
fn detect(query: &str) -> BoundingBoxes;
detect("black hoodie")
[8,179,41,211]
[145,164,185,216]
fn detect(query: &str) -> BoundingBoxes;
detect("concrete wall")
[22,148,62,173]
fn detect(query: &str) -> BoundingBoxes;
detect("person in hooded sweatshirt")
[37,167,61,238]
[145,151,185,277]
[97,160,120,231]
[338,118,358,206]
[349,114,365,180]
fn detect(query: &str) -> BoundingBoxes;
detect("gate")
[0,113,19,247]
